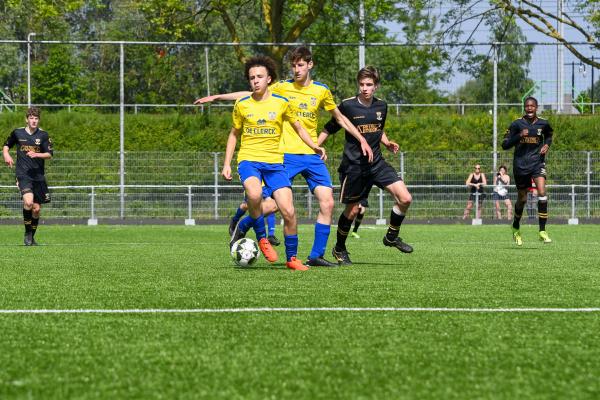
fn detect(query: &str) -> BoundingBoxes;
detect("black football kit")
[324,96,401,203]
[502,117,553,190]
[4,127,53,203]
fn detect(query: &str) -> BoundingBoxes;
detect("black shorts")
[338,159,401,204]
[514,166,546,190]
[17,176,51,204]
[492,192,508,201]
[469,192,486,202]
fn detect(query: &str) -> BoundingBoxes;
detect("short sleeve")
[283,101,299,124]
[42,133,53,155]
[232,102,243,130]
[321,88,337,111]
[3,130,17,148]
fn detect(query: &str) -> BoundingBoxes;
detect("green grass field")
[1,224,599,399]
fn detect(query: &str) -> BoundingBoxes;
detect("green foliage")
[1,109,599,152]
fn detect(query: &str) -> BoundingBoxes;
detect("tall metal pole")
[492,44,498,173]
[571,61,575,102]
[592,56,595,114]
[204,46,210,97]
[557,0,564,113]
[358,0,365,69]
[27,32,36,107]
[119,43,125,219]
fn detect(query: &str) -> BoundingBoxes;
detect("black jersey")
[502,117,553,176]
[324,96,387,165]
[4,127,53,180]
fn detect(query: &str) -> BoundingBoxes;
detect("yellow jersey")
[232,92,297,164]
[271,80,337,155]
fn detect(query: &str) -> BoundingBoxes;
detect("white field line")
[1,307,600,314]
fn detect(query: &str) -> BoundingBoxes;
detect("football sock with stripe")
[32,216,39,237]
[335,213,353,251]
[353,212,365,232]
[385,206,405,242]
[538,196,548,231]
[23,209,33,234]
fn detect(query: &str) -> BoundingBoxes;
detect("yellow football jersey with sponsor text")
[232,93,297,164]
[271,80,336,154]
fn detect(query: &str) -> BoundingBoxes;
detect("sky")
[381,0,597,105]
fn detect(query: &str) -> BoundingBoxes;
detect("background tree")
[451,12,533,104]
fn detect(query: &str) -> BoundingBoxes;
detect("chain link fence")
[1,151,598,222]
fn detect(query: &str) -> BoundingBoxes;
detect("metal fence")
[1,151,599,223]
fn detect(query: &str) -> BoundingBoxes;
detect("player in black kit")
[3,107,53,246]
[502,97,553,245]
[318,66,413,265]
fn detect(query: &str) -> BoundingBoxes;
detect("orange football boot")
[286,256,309,271]
[258,238,278,263]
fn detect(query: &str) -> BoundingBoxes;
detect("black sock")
[353,212,365,232]
[385,208,405,241]
[538,199,548,231]
[32,217,39,237]
[513,201,524,230]
[23,209,33,234]
[335,213,353,251]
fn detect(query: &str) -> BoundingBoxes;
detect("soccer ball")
[230,238,260,267]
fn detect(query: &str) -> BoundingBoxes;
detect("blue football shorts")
[283,153,332,193]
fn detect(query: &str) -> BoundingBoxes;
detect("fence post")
[569,184,579,225]
[492,43,498,174]
[119,42,125,220]
[472,192,483,225]
[400,151,405,180]
[88,186,98,225]
[376,188,386,225]
[587,151,591,219]
[185,185,195,225]
[214,152,219,220]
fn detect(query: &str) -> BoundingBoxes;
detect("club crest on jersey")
[299,103,308,110]
[537,129,542,136]
[268,112,276,120]
[257,119,266,125]
[376,111,382,121]
[310,97,317,106]
[35,139,41,145]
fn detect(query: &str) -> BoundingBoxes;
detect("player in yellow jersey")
[222,55,326,271]
[197,46,372,267]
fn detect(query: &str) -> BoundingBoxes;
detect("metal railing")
[0,183,597,224]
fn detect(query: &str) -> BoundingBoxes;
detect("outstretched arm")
[328,108,373,162]
[194,91,251,105]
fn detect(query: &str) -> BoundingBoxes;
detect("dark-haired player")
[318,66,413,265]
[198,46,372,267]
[502,96,553,245]
[221,55,326,271]
[3,107,53,246]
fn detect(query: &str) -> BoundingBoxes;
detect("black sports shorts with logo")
[338,159,401,204]
[514,163,547,190]
[17,175,51,204]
